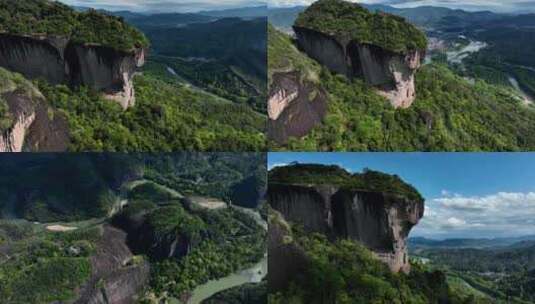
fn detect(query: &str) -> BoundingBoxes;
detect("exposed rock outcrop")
[0,33,146,109]
[0,86,69,152]
[268,183,424,273]
[268,210,309,292]
[294,26,425,108]
[75,225,150,304]
[268,71,327,143]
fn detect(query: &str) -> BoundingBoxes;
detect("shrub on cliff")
[0,0,149,51]
[294,0,427,53]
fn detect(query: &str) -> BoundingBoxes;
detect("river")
[446,40,487,64]
[187,255,267,304]
[186,207,268,304]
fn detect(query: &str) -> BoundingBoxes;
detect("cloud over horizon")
[60,0,266,12]
[413,191,535,239]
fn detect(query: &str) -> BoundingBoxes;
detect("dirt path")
[46,225,78,232]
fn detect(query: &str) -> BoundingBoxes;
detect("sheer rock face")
[268,72,328,144]
[0,91,69,152]
[0,33,146,109]
[294,26,424,108]
[268,210,309,292]
[268,183,424,273]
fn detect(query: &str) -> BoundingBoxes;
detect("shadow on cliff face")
[268,183,424,274]
[74,225,150,304]
[268,71,328,144]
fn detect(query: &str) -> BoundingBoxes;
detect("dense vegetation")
[269,163,423,202]
[274,62,535,151]
[0,154,130,222]
[0,221,99,303]
[0,0,148,51]
[0,153,266,221]
[269,225,483,304]
[147,206,266,299]
[0,153,267,303]
[37,73,266,152]
[112,178,266,301]
[268,163,418,198]
[295,0,427,53]
[137,16,267,114]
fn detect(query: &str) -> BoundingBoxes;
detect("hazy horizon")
[268,0,535,13]
[268,153,535,240]
[59,0,266,13]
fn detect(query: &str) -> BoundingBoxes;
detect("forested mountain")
[0,0,267,152]
[268,0,535,151]
[0,153,267,303]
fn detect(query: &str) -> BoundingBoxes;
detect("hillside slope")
[269,26,535,151]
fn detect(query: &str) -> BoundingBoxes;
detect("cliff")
[75,225,150,304]
[0,67,69,152]
[268,24,328,144]
[0,34,146,109]
[0,0,149,109]
[268,164,424,273]
[293,0,427,108]
[268,71,327,144]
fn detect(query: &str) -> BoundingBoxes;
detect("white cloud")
[268,162,289,170]
[413,192,535,238]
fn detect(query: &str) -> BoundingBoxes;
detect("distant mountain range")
[74,5,267,20]
[267,4,531,31]
[409,235,535,249]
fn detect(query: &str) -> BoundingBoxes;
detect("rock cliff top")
[0,0,149,52]
[295,0,427,54]
[269,163,424,202]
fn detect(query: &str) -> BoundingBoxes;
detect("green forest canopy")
[0,0,149,51]
[295,0,427,53]
[269,163,424,202]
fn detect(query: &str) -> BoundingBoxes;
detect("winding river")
[187,206,268,304]
[446,40,487,64]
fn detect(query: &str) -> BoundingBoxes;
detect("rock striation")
[0,33,146,109]
[294,27,424,108]
[268,183,424,273]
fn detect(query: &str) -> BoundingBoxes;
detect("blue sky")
[269,153,535,239]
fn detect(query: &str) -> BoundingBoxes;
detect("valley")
[0,0,267,152]
[0,153,268,304]
[267,0,535,151]
[410,236,535,303]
